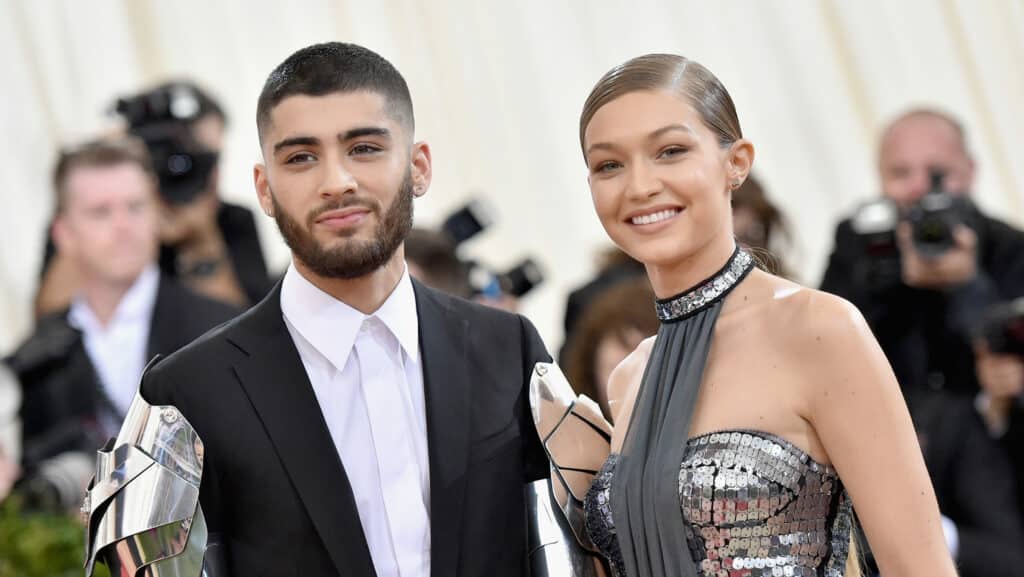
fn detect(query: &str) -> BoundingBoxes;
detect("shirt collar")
[280,263,421,372]
[69,264,161,332]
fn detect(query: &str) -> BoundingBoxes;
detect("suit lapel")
[228,285,376,577]
[413,281,471,577]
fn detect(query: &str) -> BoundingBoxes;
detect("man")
[821,109,1024,577]
[821,109,1024,397]
[136,43,551,576]
[9,137,238,507]
[34,81,273,314]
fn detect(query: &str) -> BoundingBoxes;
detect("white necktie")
[354,316,430,577]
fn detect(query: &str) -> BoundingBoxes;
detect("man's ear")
[254,163,275,217]
[410,142,432,198]
[52,215,73,257]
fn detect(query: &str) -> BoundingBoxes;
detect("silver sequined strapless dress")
[584,430,854,577]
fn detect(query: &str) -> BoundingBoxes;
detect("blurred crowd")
[1,80,1023,577]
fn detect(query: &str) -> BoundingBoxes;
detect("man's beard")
[271,171,414,280]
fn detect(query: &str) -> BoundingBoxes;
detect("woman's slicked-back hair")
[579,54,742,158]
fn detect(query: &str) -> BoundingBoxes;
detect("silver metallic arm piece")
[527,362,612,577]
[83,389,224,576]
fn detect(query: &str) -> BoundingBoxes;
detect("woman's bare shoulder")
[606,335,655,423]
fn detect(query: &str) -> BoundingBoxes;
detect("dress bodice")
[584,430,853,577]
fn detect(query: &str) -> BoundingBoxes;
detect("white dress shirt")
[69,264,159,426]
[280,263,430,577]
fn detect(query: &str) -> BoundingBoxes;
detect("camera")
[468,258,545,299]
[430,199,545,299]
[113,83,218,204]
[904,170,969,258]
[442,199,494,245]
[849,197,901,291]
[977,298,1024,357]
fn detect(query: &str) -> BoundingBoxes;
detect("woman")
[577,54,957,577]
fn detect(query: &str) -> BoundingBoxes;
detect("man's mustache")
[306,198,380,226]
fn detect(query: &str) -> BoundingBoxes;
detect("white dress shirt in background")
[69,264,159,422]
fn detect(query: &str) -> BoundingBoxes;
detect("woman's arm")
[801,292,958,577]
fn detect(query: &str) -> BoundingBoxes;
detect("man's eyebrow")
[272,127,392,154]
[341,126,391,140]
[273,136,319,154]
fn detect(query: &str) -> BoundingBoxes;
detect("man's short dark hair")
[256,42,414,142]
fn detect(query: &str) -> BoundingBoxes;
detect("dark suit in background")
[821,207,1024,396]
[11,275,239,468]
[140,280,550,577]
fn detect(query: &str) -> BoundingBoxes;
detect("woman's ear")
[727,139,755,188]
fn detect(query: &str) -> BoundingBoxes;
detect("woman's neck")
[645,234,737,300]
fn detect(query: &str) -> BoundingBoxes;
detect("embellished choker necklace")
[654,247,755,322]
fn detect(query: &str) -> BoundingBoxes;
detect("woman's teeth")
[631,209,679,225]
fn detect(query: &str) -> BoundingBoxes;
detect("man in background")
[7,136,238,510]
[35,81,273,314]
[821,109,1024,577]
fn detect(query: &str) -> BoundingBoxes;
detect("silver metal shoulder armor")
[83,389,223,576]
[527,362,612,577]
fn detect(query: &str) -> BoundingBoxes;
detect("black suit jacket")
[140,279,551,577]
[13,275,239,466]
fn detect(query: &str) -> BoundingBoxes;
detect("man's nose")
[320,162,358,198]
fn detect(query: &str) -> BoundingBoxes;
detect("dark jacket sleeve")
[518,314,552,483]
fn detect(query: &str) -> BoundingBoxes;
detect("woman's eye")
[595,160,622,173]
[659,146,688,158]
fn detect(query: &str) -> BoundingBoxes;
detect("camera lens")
[167,153,193,175]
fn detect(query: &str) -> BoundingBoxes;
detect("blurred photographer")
[821,109,1024,397]
[974,298,1024,515]
[35,81,272,315]
[821,109,1024,576]
[8,136,238,512]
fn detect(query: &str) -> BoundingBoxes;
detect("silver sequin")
[584,430,853,577]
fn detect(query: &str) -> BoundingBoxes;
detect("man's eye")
[351,144,382,155]
[285,153,316,164]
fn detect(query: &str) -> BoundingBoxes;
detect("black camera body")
[440,199,545,298]
[904,170,970,258]
[114,83,218,204]
[978,298,1024,357]
[848,171,974,290]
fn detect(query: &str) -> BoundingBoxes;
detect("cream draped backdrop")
[1,0,1023,355]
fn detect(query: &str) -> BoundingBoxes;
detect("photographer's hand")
[898,223,978,289]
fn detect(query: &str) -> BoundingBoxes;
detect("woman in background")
[563,276,659,421]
